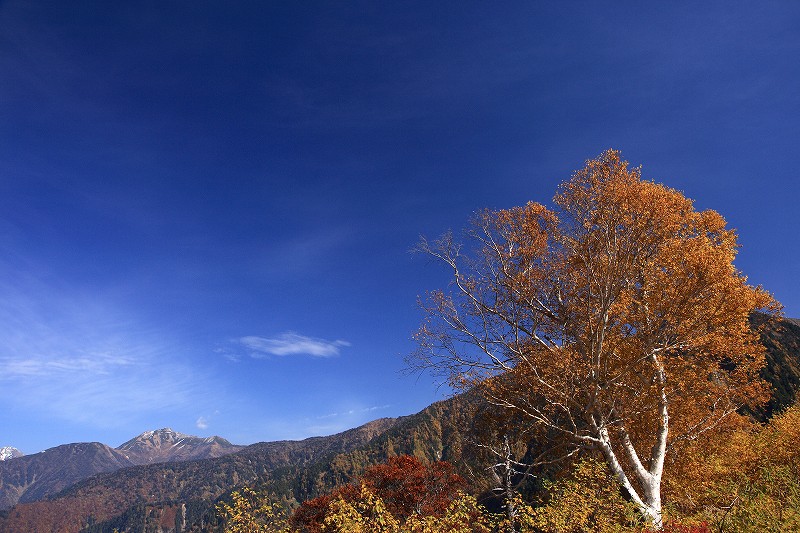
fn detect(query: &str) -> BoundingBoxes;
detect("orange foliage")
[291,455,465,532]
[414,150,778,526]
[645,522,710,533]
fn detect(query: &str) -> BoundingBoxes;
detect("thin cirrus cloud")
[238,332,350,358]
[316,404,391,420]
[303,405,392,437]
[0,261,213,429]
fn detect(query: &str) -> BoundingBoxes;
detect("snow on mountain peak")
[136,428,190,441]
[0,446,23,461]
[115,428,242,465]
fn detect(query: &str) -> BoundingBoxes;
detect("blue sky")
[1,2,799,454]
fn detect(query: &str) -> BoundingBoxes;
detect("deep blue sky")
[1,2,798,454]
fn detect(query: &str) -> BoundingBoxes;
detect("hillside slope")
[0,429,243,514]
[85,398,487,533]
[0,418,399,532]
[752,314,800,418]
[1,317,798,533]
[0,443,133,511]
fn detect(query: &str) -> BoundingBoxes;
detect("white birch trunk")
[597,426,664,528]
[598,351,670,528]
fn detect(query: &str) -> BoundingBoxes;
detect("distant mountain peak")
[116,428,242,465]
[0,432,242,514]
[0,446,23,461]
[131,428,191,442]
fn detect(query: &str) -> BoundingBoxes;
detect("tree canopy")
[291,455,466,532]
[412,149,778,527]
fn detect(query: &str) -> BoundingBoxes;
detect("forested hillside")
[752,313,800,418]
[0,316,796,532]
[0,430,244,512]
[0,418,397,532]
[0,442,134,511]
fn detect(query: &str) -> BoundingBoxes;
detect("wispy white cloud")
[316,404,391,419]
[0,258,215,429]
[237,332,350,358]
[1,353,135,378]
[250,228,353,280]
[196,416,209,430]
[302,404,393,437]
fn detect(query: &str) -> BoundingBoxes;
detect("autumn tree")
[411,150,777,527]
[520,457,645,533]
[361,455,466,520]
[291,455,466,532]
[670,404,800,530]
[217,487,293,533]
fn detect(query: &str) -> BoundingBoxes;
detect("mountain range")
[0,428,242,512]
[0,316,798,533]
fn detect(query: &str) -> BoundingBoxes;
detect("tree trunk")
[501,435,517,533]
[596,426,664,528]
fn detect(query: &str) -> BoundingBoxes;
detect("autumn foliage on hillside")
[217,405,800,532]
[290,455,466,532]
